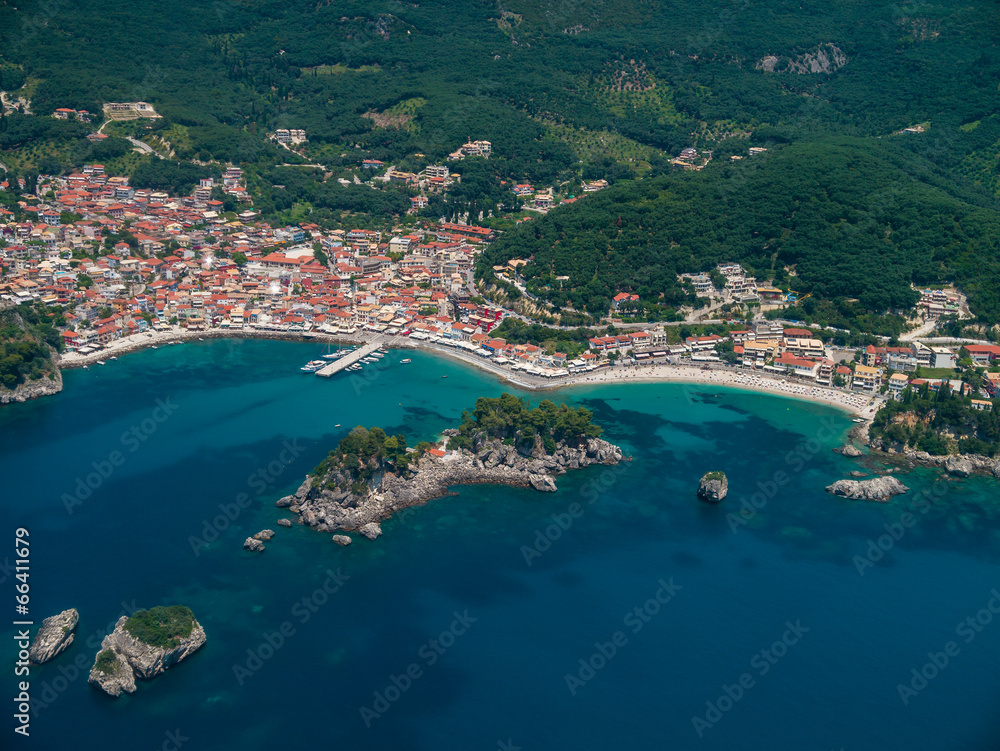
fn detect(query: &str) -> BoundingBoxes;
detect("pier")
[315,338,383,377]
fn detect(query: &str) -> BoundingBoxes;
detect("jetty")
[315,338,383,377]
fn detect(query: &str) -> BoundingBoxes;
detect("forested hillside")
[478,137,1000,323]
[4,0,1000,168]
[0,305,62,391]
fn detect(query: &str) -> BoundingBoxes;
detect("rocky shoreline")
[281,436,625,536]
[0,368,62,404]
[89,613,206,697]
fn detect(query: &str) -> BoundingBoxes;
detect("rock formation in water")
[89,606,206,697]
[292,394,625,538]
[944,456,973,478]
[29,608,79,664]
[697,472,728,503]
[826,476,909,502]
[295,436,623,536]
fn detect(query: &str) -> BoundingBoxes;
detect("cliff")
[697,472,728,503]
[88,607,206,697]
[0,307,62,405]
[0,367,62,405]
[28,608,78,664]
[289,435,624,535]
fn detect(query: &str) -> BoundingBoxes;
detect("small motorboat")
[335,423,341,428]
[400,358,411,364]
[97,360,106,365]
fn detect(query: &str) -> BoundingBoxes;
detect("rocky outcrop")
[332,534,352,546]
[756,44,847,74]
[944,456,973,478]
[838,444,863,458]
[872,446,1000,478]
[697,472,728,503]
[253,529,275,541]
[88,612,206,697]
[295,436,625,536]
[0,369,62,405]
[276,479,311,508]
[29,608,78,664]
[359,523,382,540]
[89,649,136,697]
[826,476,909,502]
[277,519,293,527]
[243,537,265,552]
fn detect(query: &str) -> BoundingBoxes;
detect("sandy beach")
[570,361,883,417]
[56,326,882,418]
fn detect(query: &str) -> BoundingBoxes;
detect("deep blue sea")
[2,338,1000,750]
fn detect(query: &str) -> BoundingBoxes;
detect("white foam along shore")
[56,326,881,418]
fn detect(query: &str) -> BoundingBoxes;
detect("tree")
[231,251,248,267]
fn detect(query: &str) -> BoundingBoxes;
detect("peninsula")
[279,393,624,538]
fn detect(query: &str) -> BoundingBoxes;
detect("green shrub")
[123,605,195,649]
[94,649,119,675]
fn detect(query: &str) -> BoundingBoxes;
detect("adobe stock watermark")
[232,567,350,685]
[565,577,682,695]
[152,729,189,751]
[520,461,630,566]
[188,437,306,556]
[692,620,809,737]
[852,481,948,576]
[359,610,477,727]
[896,589,1000,706]
[726,414,842,533]
[61,397,180,514]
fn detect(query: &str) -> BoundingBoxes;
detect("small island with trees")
[88,605,206,697]
[280,393,624,540]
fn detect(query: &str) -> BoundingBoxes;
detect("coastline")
[54,326,881,418]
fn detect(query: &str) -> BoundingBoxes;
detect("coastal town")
[0,161,998,416]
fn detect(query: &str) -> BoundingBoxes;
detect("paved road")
[126,137,165,159]
[900,319,937,341]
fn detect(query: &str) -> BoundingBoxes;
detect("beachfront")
[576,361,882,416]
[56,325,883,418]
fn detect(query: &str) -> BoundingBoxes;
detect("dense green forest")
[447,393,603,453]
[479,137,1000,324]
[4,0,1000,323]
[0,304,62,391]
[309,393,603,491]
[871,385,1000,457]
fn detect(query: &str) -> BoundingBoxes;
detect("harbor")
[315,338,385,377]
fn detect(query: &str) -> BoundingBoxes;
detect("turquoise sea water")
[2,338,1000,750]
